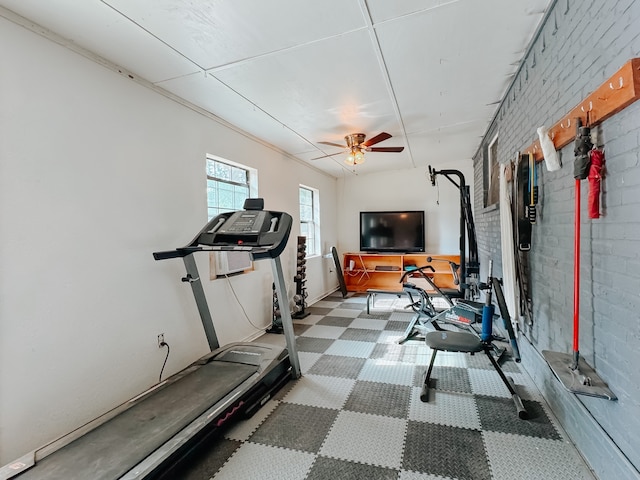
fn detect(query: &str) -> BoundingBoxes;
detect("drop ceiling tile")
[376,0,548,134]
[367,0,459,24]
[211,28,401,145]
[103,0,367,70]
[407,125,486,165]
[1,0,552,177]
[0,0,199,83]
[158,71,317,154]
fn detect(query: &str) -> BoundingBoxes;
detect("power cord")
[225,274,272,330]
[158,341,170,383]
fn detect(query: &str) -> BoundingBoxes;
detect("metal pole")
[182,254,220,351]
[572,179,581,369]
[271,257,301,378]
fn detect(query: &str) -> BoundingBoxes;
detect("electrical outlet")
[157,333,165,348]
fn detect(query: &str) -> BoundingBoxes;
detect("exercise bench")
[365,289,410,314]
[419,261,528,419]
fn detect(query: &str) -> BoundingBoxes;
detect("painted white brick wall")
[473,1,640,478]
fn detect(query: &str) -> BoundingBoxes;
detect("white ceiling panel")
[157,72,316,155]
[211,28,401,144]
[376,0,547,147]
[103,0,368,70]
[0,0,552,177]
[0,0,199,83]
[367,0,461,24]
[408,122,486,167]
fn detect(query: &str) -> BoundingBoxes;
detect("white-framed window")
[206,155,257,220]
[206,155,257,278]
[299,185,320,257]
[485,134,500,207]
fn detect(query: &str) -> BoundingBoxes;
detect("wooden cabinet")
[343,252,460,293]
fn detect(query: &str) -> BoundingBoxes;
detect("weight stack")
[293,236,310,319]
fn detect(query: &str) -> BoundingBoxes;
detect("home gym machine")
[428,166,479,299]
[420,261,527,419]
[398,259,521,364]
[6,199,299,480]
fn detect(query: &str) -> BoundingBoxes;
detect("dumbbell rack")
[266,282,283,333]
[292,236,309,319]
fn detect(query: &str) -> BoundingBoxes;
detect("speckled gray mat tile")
[186,292,597,480]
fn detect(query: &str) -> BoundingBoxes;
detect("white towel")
[537,126,561,171]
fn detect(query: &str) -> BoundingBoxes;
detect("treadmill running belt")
[18,361,257,480]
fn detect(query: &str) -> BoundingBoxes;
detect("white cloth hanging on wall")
[537,126,561,172]
[499,163,519,324]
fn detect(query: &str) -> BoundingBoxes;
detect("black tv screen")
[360,211,425,253]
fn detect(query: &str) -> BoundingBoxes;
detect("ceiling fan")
[311,132,404,165]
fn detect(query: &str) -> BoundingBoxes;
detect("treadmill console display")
[153,199,292,261]
[217,211,270,235]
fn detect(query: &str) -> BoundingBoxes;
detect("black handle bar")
[399,265,435,283]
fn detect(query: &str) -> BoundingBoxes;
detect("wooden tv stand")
[342,252,460,293]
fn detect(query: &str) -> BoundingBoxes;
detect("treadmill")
[4,199,300,480]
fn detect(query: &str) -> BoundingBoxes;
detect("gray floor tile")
[403,421,491,479]
[307,354,367,378]
[189,292,598,480]
[249,403,339,453]
[343,381,411,418]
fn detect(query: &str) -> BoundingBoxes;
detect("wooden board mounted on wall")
[523,57,640,160]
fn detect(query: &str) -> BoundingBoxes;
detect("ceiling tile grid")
[0,0,551,176]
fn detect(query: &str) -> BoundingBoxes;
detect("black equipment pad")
[19,361,257,480]
[426,331,483,353]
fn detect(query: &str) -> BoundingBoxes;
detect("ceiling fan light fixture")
[345,152,356,165]
[314,132,400,163]
[345,148,365,165]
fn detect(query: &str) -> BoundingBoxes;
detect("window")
[206,156,257,279]
[299,185,320,257]
[206,156,257,220]
[485,134,500,207]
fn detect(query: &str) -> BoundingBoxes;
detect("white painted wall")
[0,18,337,464]
[0,13,471,466]
[336,159,474,256]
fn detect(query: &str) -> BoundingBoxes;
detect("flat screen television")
[360,210,425,253]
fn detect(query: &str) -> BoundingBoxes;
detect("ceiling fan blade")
[310,151,347,160]
[317,141,347,148]
[361,132,392,147]
[367,146,405,153]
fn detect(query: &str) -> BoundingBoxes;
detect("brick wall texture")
[472,0,640,477]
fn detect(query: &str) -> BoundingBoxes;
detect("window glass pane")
[214,161,231,181]
[218,184,234,210]
[299,187,311,204]
[234,187,248,209]
[299,186,320,257]
[207,180,217,205]
[207,158,253,221]
[231,166,247,184]
[487,138,500,206]
[300,205,312,222]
